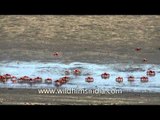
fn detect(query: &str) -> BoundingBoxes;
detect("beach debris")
[140,76,149,83]
[147,70,156,76]
[85,76,94,83]
[25,102,31,105]
[83,72,92,76]
[128,76,135,82]
[16,61,20,64]
[0,99,3,104]
[116,77,123,83]
[101,72,110,79]
[65,70,70,75]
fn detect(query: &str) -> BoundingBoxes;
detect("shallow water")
[0,61,160,92]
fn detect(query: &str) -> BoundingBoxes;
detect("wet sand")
[1,88,160,105]
[0,16,160,64]
[0,16,160,105]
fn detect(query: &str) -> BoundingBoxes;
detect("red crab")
[59,76,70,84]
[54,76,70,87]
[62,76,70,81]
[101,72,110,79]
[55,80,62,87]
[3,74,12,79]
[116,77,123,83]
[147,70,155,76]
[18,76,30,83]
[85,77,94,83]
[135,47,141,51]
[0,75,6,83]
[45,78,52,84]
[52,52,62,57]
[140,76,149,83]
[128,76,135,82]
[11,76,17,83]
[33,77,43,83]
[28,78,36,84]
[73,69,81,75]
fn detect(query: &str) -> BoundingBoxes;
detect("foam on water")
[0,61,160,92]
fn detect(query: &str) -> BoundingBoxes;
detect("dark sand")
[1,88,160,105]
[0,15,160,64]
[0,15,160,105]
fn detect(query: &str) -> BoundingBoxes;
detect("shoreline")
[0,61,160,93]
[0,16,160,105]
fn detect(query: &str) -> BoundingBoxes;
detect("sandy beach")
[0,15,160,105]
[0,15,160,64]
[1,88,160,105]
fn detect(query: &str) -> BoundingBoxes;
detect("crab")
[135,47,141,51]
[116,77,123,83]
[73,69,81,76]
[128,76,135,82]
[52,52,63,57]
[45,78,52,84]
[0,75,6,83]
[54,76,70,87]
[101,72,110,79]
[11,76,17,83]
[18,76,30,83]
[3,74,12,79]
[85,77,94,83]
[140,76,149,83]
[33,77,43,83]
[147,70,155,76]
[55,80,62,87]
